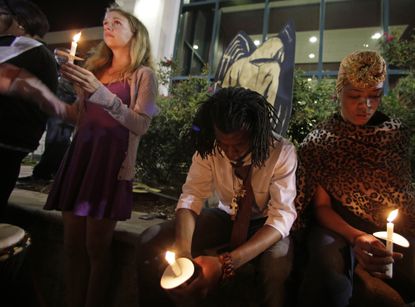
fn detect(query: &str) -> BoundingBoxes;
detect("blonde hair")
[84,5,154,80]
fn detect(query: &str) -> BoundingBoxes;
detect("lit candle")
[386,209,398,278]
[165,251,182,277]
[161,251,195,289]
[69,32,82,63]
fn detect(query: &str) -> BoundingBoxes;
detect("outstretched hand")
[0,63,22,93]
[0,63,45,98]
[60,63,101,94]
[167,255,222,306]
[353,233,403,279]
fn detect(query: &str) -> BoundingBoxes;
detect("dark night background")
[30,0,115,31]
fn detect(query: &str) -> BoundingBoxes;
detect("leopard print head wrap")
[336,50,386,95]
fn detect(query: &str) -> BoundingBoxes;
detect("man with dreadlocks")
[137,87,297,306]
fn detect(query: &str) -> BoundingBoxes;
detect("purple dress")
[44,81,133,220]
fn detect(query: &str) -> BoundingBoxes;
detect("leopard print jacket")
[294,112,415,236]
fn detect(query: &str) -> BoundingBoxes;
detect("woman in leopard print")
[295,50,415,306]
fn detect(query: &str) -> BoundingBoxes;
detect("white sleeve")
[176,153,214,215]
[265,143,298,238]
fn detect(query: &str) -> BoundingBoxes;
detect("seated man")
[295,50,415,307]
[137,87,297,306]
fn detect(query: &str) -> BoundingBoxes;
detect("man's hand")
[353,233,403,279]
[167,255,222,306]
[60,63,101,94]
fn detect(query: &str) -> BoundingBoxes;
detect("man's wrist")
[218,252,235,280]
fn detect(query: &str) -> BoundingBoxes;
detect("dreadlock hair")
[192,87,280,167]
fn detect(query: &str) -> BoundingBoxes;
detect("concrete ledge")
[6,188,164,307]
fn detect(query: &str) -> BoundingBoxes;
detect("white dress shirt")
[176,137,298,238]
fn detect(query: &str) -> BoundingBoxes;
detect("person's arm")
[166,155,218,300]
[0,63,79,123]
[175,208,198,258]
[62,63,158,136]
[231,225,281,268]
[313,184,400,278]
[314,184,365,244]
[173,153,215,255]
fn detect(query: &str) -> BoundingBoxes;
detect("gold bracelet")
[218,252,235,280]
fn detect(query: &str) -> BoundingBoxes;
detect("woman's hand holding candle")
[353,233,402,278]
[60,63,101,94]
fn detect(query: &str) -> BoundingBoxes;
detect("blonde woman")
[0,5,157,307]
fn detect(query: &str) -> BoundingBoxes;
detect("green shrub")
[135,60,210,191]
[286,71,337,146]
[380,73,415,176]
[136,65,414,191]
[379,32,415,71]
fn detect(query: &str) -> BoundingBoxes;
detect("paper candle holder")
[160,257,195,290]
[373,231,410,248]
[54,49,84,63]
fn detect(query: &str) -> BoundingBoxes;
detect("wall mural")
[215,21,296,136]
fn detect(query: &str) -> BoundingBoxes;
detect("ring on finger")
[363,250,373,257]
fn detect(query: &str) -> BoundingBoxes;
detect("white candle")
[385,209,398,278]
[69,32,81,63]
[165,251,182,277]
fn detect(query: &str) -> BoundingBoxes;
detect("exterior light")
[309,36,318,43]
[371,32,382,40]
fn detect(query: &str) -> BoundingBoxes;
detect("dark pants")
[296,225,415,307]
[137,208,293,307]
[296,226,355,307]
[0,147,27,220]
[32,117,72,180]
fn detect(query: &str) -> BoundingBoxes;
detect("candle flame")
[165,251,176,265]
[73,32,82,43]
[387,209,398,223]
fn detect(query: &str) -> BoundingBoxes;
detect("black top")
[0,35,58,151]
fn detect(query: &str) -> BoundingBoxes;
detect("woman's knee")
[85,218,116,261]
[306,226,350,272]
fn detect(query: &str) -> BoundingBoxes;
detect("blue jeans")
[137,208,293,307]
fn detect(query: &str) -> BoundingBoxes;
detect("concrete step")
[5,188,165,307]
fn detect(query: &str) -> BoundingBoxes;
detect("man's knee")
[259,236,293,283]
